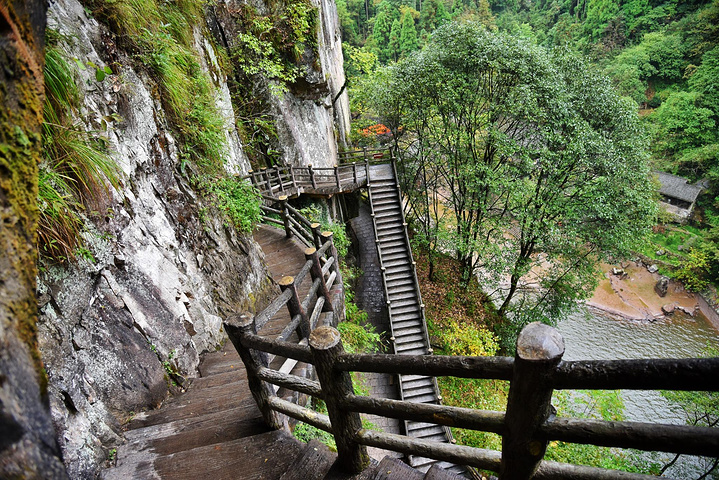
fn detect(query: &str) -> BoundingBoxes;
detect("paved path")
[349,204,402,460]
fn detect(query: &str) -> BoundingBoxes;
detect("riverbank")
[586,261,719,333]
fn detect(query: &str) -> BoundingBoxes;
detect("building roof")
[656,171,704,204]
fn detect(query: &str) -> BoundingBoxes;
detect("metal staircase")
[367,163,464,476]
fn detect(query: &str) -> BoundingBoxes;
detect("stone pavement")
[349,204,403,460]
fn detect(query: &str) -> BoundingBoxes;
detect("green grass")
[40,41,121,262]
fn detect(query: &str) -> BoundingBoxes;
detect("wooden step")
[426,463,466,479]
[278,439,336,480]
[400,375,432,389]
[372,456,424,480]
[403,384,436,398]
[396,340,428,352]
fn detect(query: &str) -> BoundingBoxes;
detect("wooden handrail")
[225,315,719,478]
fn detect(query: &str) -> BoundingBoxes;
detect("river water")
[556,306,719,478]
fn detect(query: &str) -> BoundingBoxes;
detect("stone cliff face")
[32,0,351,478]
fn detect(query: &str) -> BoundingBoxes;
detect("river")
[556,306,719,478]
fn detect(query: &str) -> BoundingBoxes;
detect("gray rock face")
[38,0,349,477]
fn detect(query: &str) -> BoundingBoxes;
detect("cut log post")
[308,164,317,189]
[322,231,343,289]
[310,326,369,473]
[353,162,358,184]
[334,165,341,190]
[261,167,273,193]
[306,247,334,314]
[279,195,292,239]
[248,170,257,186]
[290,165,297,189]
[279,276,310,339]
[224,313,285,430]
[365,158,370,185]
[277,167,285,193]
[311,223,322,250]
[500,322,565,480]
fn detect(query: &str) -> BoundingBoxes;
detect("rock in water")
[648,264,659,274]
[662,303,675,315]
[655,276,669,297]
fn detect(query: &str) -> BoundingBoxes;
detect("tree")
[372,5,392,63]
[388,18,401,61]
[399,10,418,56]
[651,91,717,158]
[689,45,719,118]
[369,22,656,347]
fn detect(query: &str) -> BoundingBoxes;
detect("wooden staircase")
[367,164,463,476]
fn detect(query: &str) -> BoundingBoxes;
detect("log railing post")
[501,322,565,480]
[322,231,343,289]
[308,164,317,189]
[311,223,322,249]
[334,164,341,191]
[306,247,334,314]
[290,165,297,190]
[224,313,285,430]
[248,170,257,187]
[261,167,273,193]
[310,327,369,473]
[279,275,311,339]
[277,167,285,193]
[279,195,292,238]
[352,162,358,184]
[365,158,370,185]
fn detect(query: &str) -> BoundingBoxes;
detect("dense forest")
[341,0,719,292]
[334,1,719,477]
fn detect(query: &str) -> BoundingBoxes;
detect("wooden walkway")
[102,226,311,479]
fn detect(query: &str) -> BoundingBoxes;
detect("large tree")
[369,22,656,346]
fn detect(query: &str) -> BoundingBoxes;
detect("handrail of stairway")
[224,316,719,479]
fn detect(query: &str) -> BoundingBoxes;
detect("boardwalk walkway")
[102,227,311,479]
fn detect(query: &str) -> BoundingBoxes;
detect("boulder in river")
[662,303,675,315]
[655,276,669,297]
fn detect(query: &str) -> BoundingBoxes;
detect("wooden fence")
[243,149,391,198]
[225,314,719,479]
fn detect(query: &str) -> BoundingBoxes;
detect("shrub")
[208,178,262,234]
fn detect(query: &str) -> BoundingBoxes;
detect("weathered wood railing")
[224,316,719,479]
[243,149,391,199]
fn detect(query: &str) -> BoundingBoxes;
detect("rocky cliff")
[29,0,350,477]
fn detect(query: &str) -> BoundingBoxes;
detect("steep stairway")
[367,164,462,476]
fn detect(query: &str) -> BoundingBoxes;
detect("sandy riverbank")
[586,261,719,333]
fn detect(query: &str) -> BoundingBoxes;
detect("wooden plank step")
[388,291,418,302]
[278,439,336,480]
[105,430,302,480]
[372,456,424,480]
[403,392,437,403]
[383,258,411,269]
[403,385,436,398]
[381,246,408,256]
[426,464,465,479]
[389,298,419,309]
[408,426,446,439]
[401,375,432,389]
[388,285,416,296]
[397,347,428,356]
[390,305,420,316]
[395,333,425,345]
[396,340,427,351]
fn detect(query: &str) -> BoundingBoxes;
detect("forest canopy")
[365,23,657,348]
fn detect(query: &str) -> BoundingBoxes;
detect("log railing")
[244,150,392,199]
[224,315,719,479]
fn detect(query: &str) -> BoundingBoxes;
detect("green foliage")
[399,10,419,57]
[298,202,350,257]
[369,23,656,328]
[207,178,262,234]
[651,91,717,157]
[546,391,658,474]
[40,40,121,263]
[232,0,318,92]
